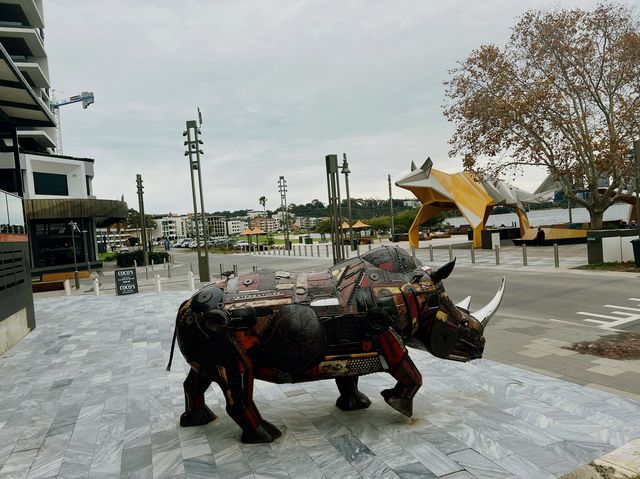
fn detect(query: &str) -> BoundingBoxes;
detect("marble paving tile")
[448,449,512,479]
[2,292,640,479]
[495,454,555,479]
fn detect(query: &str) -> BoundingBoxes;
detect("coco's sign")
[115,267,138,296]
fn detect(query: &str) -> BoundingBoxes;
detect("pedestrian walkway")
[1,292,639,478]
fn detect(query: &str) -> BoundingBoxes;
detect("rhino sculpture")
[168,246,504,443]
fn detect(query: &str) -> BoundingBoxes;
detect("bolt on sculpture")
[168,246,504,443]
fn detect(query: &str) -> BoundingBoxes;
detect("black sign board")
[115,267,138,295]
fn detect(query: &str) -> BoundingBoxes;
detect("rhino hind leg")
[180,368,217,427]
[335,376,371,411]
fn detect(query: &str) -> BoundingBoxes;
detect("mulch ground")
[573,261,640,273]
[566,332,640,359]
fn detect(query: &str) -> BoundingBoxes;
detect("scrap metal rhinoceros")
[168,245,504,443]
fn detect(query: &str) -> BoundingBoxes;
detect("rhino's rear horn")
[430,258,456,283]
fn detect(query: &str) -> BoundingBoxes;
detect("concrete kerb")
[561,438,640,478]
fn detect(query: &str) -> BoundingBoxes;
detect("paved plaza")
[2,291,640,478]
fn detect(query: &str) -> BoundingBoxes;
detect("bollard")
[316,245,320,257]
[554,243,559,268]
[219,264,224,277]
[293,246,296,256]
[495,244,500,265]
[134,259,138,269]
[64,279,71,296]
[310,245,314,257]
[252,265,257,272]
[448,244,453,261]
[233,264,238,277]
[304,245,307,256]
[145,264,149,280]
[190,262,193,273]
[326,245,329,257]
[298,245,302,256]
[163,257,166,269]
[522,243,528,266]
[151,259,155,272]
[168,262,172,278]
[368,244,372,252]
[471,245,476,264]
[357,243,361,256]
[155,273,161,292]
[94,277,100,296]
[429,244,434,262]
[189,271,195,291]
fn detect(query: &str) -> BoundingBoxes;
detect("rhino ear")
[430,258,456,283]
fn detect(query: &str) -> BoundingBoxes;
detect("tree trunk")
[589,209,604,230]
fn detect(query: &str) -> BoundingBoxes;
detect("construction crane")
[51,91,95,154]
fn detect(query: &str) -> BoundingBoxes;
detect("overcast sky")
[45,0,606,215]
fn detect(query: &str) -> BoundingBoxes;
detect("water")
[443,203,633,228]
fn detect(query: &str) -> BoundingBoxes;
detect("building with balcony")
[0,0,127,276]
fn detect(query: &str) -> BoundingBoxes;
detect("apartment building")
[0,0,126,274]
[226,217,248,236]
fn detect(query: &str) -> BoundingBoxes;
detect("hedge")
[116,250,170,267]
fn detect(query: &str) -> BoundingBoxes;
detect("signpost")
[115,267,139,296]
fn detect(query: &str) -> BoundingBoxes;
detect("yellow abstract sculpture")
[396,158,534,248]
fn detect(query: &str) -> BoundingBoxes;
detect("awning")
[23,198,128,227]
[0,42,55,127]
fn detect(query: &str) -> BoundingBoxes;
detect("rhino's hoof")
[180,406,217,427]
[336,392,372,411]
[241,420,282,444]
[381,389,413,417]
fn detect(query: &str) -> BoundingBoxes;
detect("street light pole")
[69,221,79,289]
[184,116,210,282]
[278,176,290,250]
[342,153,355,250]
[388,174,395,240]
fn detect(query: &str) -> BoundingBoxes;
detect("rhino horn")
[471,278,506,329]
[430,258,456,283]
[455,296,471,311]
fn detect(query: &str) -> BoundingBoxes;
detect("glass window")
[33,172,69,196]
[85,175,92,196]
[0,169,17,193]
[5,191,25,234]
[0,191,8,233]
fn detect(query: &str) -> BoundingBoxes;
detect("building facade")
[226,218,248,236]
[0,1,127,274]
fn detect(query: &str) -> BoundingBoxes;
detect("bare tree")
[444,3,640,229]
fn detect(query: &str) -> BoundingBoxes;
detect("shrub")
[117,250,170,267]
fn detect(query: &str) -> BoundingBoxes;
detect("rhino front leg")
[217,353,282,444]
[180,367,217,427]
[335,376,371,411]
[378,330,422,417]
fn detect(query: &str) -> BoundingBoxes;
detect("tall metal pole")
[81,229,91,273]
[69,221,79,289]
[634,139,640,229]
[278,176,290,250]
[193,125,210,280]
[326,154,344,264]
[184,119,210,282]
[342,153,355,250]
[136,174,148,268]
[388,174,395,240]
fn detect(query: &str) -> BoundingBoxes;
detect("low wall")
[0,237,35,354]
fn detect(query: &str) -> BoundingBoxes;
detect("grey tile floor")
[1,291,639,478]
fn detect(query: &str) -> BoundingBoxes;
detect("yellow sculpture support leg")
[408,204,444,249]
